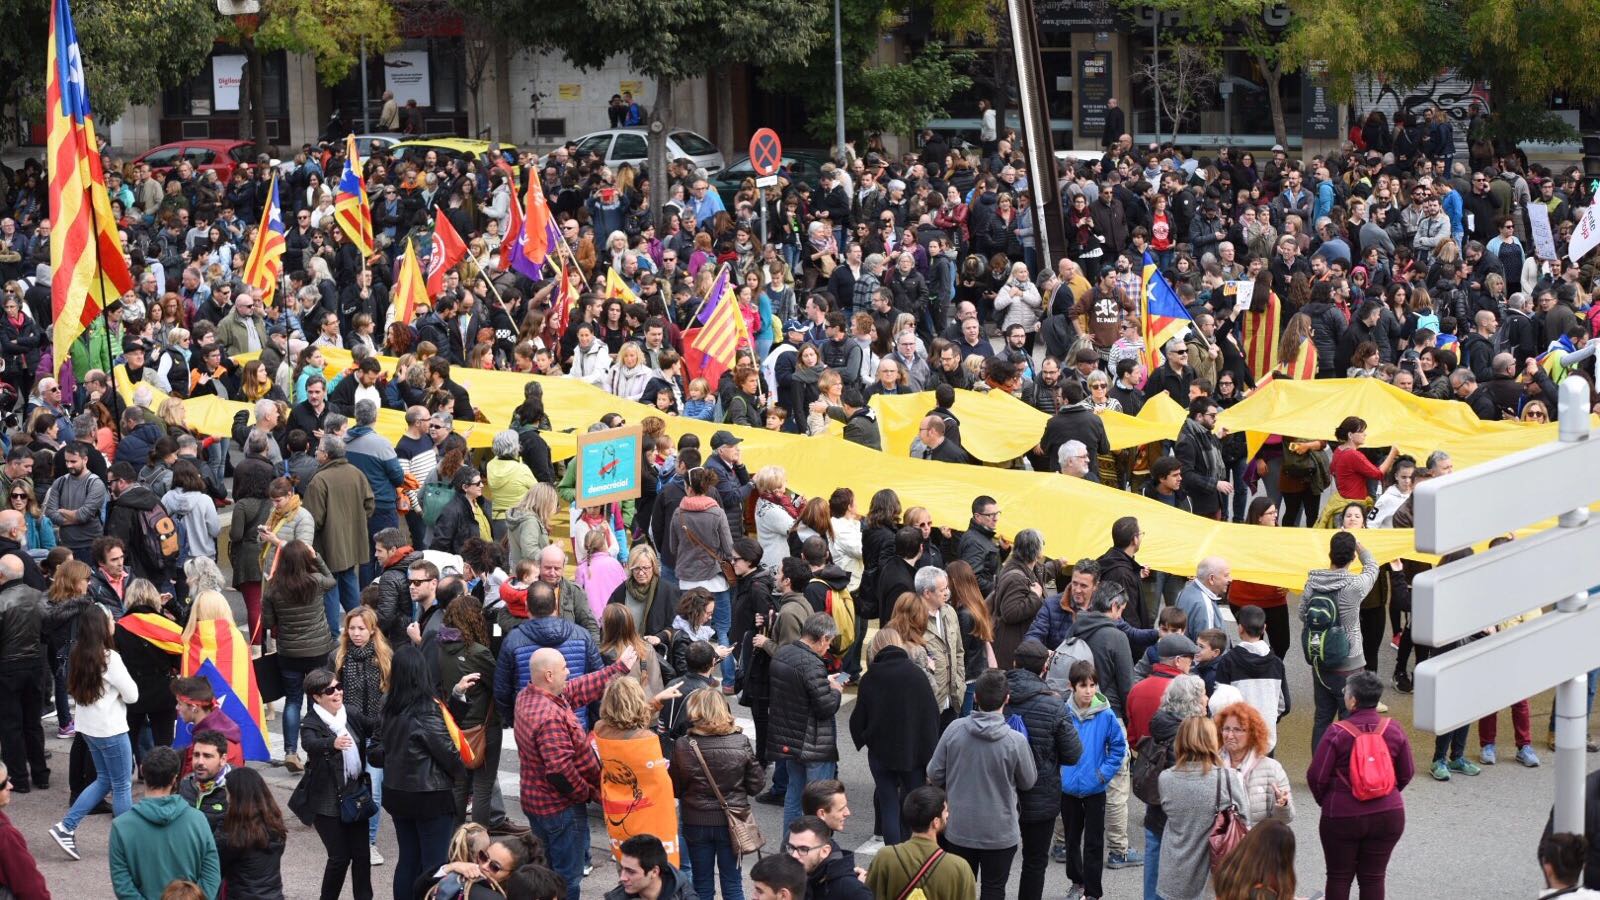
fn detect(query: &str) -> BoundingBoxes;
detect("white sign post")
[1413,376,1599,833]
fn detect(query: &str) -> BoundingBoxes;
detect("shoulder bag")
[338,770,378,823]
[1208,766,1250,870]
[687,738,765,856]
[681,522,738,583]
[892,845,946,900]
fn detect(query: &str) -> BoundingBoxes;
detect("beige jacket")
[922,603,965,713]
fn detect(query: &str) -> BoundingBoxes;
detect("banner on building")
[212,55,246,112]
[1077,52,1112,138]
[386,50,431,108]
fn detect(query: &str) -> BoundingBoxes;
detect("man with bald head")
[536,544,599,640]
[513,634,637,900]
[1176,556,1232,642]
[0,510,44,590]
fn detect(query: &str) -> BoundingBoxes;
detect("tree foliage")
[253,0,400,84]
[1284,0,1600,141]
[0,0,222,131]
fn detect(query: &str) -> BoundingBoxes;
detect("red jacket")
[0,811,50,899]
[1125,663,1181,746]
[514,660,626,818]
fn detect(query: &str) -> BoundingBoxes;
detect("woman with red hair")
[1214,701,1295,827]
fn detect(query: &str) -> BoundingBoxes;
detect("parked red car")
[131,139,256,182]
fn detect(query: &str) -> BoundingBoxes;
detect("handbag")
[681,522,737,584]
[1207,768,1250,870]
[687,738,765,856]
[253,651,285,705]
[338,770,378,824]
[459,723,489,770]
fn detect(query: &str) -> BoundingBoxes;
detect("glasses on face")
[477,850,507,874]
[316,683,343,696]
[9,493,24,501]
[467,479,483,487]
[783,842,824,856]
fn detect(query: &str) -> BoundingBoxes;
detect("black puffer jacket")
[1004,667,1084,823]
[260,558,336,661]
[374,549,421,646]
[215,832,286,900]
[669,730,765,827]
[288,707,371,824]
[767,641,841,763]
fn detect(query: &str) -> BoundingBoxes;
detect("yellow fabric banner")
[872,387,1184,461]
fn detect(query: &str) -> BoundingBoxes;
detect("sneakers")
[1431,760,1451,781]
[1106,849,1144,869]
[1448,757,1482,776]
[1051,842,1067,863]
[56,721,75,740]
[49,823,79,860]
[1066,885,1085,900]
[1480,743,1497,765]
[1390,633,1401,649]
[283,753,303,774]
[1517,745,1542,767]
[1375,701,1390,714]
[1393,671,1414,694]
[369,844,385,865]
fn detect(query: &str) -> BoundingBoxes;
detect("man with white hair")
[916,565,965,727]
[1176,556,1232,642]
[344,400,405,584]
[245,398,284,465]
[538,544,600,641]
[1058,440,1092,478]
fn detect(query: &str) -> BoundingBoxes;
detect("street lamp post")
[833,0,846,162]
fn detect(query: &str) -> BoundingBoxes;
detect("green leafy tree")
[1285,0,1600,142]
[450,0,827,225]
[0,0,221,139]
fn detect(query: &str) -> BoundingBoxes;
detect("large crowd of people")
[0,100,1593,900]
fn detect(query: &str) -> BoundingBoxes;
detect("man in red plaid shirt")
[515,642,639,900]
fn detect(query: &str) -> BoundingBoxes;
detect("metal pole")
[1554,375,1593,834]
[1151,15,1159,136]
[360,39,371,133]
[832,0,846,163]
[760,193,769,260]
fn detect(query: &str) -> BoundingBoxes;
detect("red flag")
[426,213,467,296]
[499,181,523,273]
[543,253,579,347]
[522,176,558,267]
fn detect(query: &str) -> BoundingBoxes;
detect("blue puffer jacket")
[1023,595,1075,649]
[494,615,603,726]
[1060,691,1126,797]
[344,425,405,512]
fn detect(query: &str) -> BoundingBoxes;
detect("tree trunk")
[1261,59,1287,148]
[241,37,267,156]
[712,67,735,162]
[647,76,676,232]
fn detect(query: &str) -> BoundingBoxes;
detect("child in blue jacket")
[1060,658,1127,900]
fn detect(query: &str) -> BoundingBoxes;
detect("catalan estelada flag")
[117,612,183,654]
[242,173,286,305]
[173,659,272,763]
[335,133,374,258]
[1240,290,1281,385]
[521,175,560,269]
[685,265,743,384]
[427,212,467,297]
[388,237,427,326]
[47,0,134,368]
[605,267,641,306]
[1139,250,1193,373]
[181,617,269,753]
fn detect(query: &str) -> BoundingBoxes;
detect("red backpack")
[1335,717,1397,801]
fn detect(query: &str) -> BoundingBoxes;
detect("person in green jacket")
[109,745,222,900]
[865,784,976,900]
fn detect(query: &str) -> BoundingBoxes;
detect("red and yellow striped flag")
[118,612,183,654]
[436,699,477,767]
[686,270,742,384]
[242,174,287,305]
[181,618,268,740]
[334,133,374,257]
[47,0,134,367]
[1241,291,1281,384]
[388,237,427,326]
[1278,338,1318,380]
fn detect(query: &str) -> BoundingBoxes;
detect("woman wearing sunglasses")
[288,667,374,900]
[419,822,532,898]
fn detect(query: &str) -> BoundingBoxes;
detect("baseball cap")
[784,318,807,334]
[710,430,743,450]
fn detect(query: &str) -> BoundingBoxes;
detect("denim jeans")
[1144,826,1163,900]
[783,758,838,834]
[530,805,590,900]
[710,588,734,683]
[324,567,360,635]
[1311,667,1355,755]
[392,813,453,900]
[62,732,133,831]
[281,667,306,755]
[684,823,744,900]
[366,761,384,845]
[204,438,230,494]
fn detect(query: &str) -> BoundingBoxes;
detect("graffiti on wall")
[1356,70,1490,157]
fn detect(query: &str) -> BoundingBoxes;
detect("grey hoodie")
[1301,546,1378,671]
[927,709,1037,850]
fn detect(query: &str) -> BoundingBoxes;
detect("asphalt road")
[9,607,1590,899]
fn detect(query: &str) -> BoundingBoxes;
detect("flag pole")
[81,144,122,439]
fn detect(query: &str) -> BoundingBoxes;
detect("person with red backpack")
[1306,670,1414,900]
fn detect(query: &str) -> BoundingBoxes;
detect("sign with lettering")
[1077,52,1112,139]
